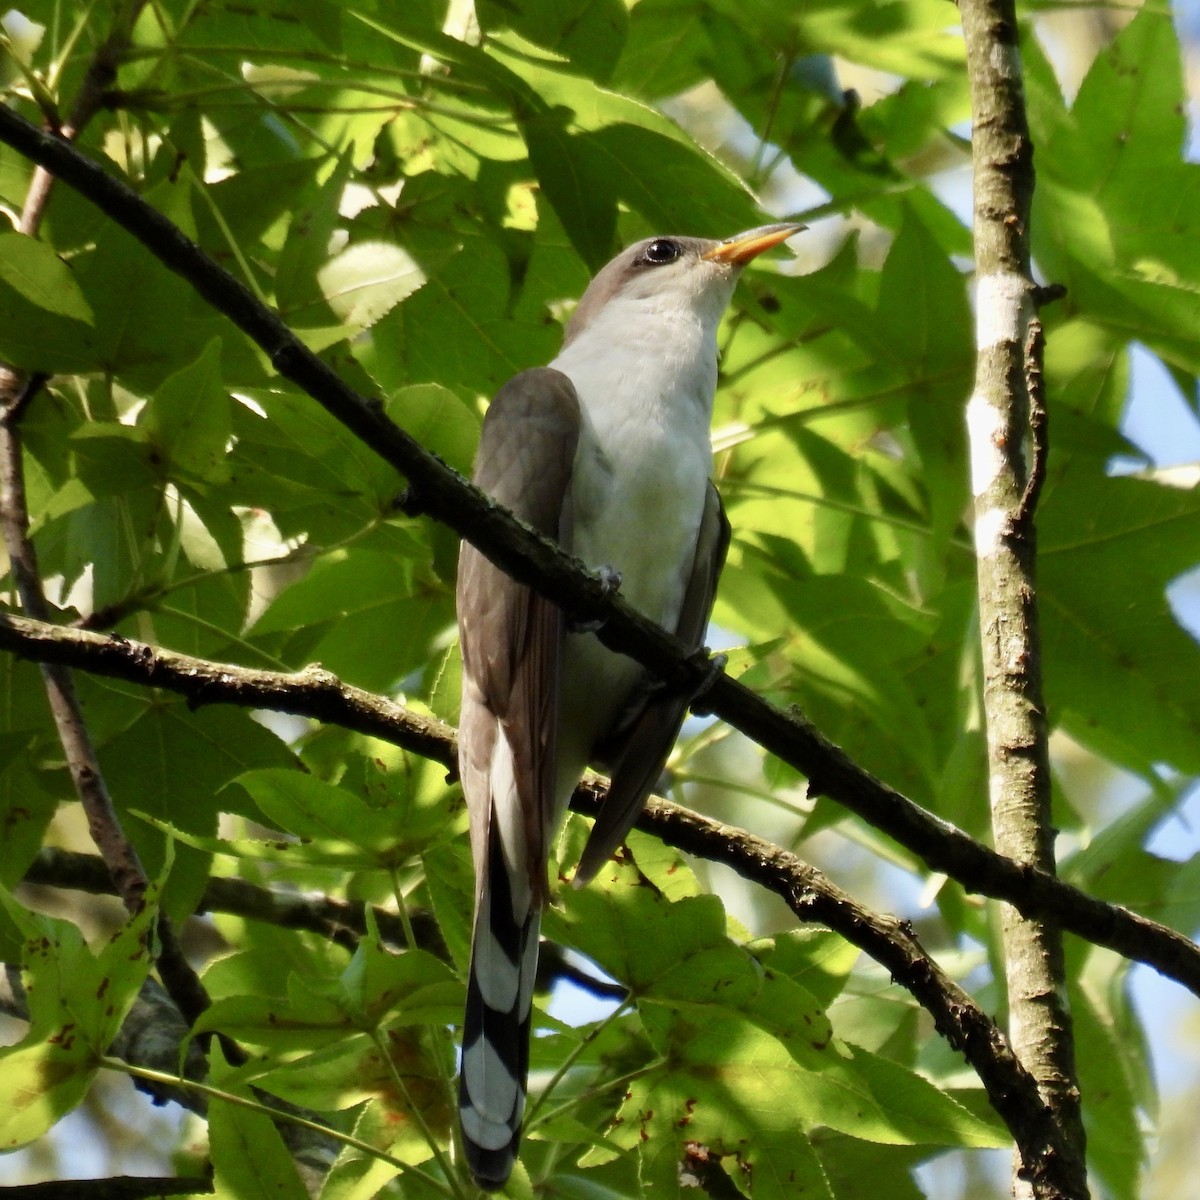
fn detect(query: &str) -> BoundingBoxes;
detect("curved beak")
[702,222,804,265]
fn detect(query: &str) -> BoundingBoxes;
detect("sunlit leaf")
[0,888,157,1150]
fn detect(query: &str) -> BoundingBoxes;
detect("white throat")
[552,277,731,436]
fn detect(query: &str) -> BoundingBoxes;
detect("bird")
[455,223,801,1190]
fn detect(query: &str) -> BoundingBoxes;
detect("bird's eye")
[639,238,681,266]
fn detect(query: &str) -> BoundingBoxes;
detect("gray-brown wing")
[457,366,581,904]
[457,368,582,1185]
[572,482,731,885]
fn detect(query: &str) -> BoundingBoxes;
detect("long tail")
[459,827,542,1190]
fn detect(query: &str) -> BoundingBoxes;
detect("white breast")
[547,292,719,790]
[555,291,716,620]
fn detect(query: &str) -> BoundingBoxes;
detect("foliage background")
[1,0,1199,1197]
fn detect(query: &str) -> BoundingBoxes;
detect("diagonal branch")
[612,785,1076,1198]
[3,610,1199,1003]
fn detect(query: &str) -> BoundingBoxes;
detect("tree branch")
[3,612,1199,1001]
[961,1,1087,1194]
[0,1176,212,1199]
[23,846,446,960]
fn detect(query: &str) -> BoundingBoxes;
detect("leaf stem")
[102,1057,456,1195]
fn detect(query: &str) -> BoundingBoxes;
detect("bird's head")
[562,222,802,348]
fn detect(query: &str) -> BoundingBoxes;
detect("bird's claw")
[688,650,727,717]
[636,649,727,712]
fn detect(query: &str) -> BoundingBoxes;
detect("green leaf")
[0,280,101,373]
[208,1049,311,1200]
[233,763,452,859]
[238,768,394,845]
[1032,12,1200,374]
[521,113,619,270]
[1064,9,1185,191]
[422,837,474,974]
[275,155,424,339]
[192,985,351,1055]
[321,1090,448,1195]
[748,930,859,1012]
[247,545,450,688]
[98,703,296,918]
[0,1038,95,1154]
[554,848,1000,1162]
[0,887,157,1150]
[791,0,965,79]
[876,208,971,375]
[815,1137,928,1200]
[139,338,232,485]
[225,386,401,543]
[382,383,480,478]
[477,0,629,80]
[489,35,758,244]
[693,0,963,81]
[129,815,387,870]
[584,122,762,241]
[551,863,793,1015]
[1069,965,1149,1200]
[630,1006,1003,1149]
[611,0,711,98]
[202,920,339,1007]
[250,549,417,636]
[0,231,93,321]
[0,735,57,887]
[335,930,460,1030]
[760,570,941,793]
[1064,784,1200,934]
[71,177,225,387]
[244,1035,384,1111]
[316,240,426,333]
[365,232,562,395]
[1040,462,1200,775]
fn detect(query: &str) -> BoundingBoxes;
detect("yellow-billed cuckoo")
[456,223,800,1189]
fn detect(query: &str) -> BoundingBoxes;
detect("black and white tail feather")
[458,827,541,1189]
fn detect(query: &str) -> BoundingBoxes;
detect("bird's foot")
[635,649,727,712]
[687,650,728,717]
[568,564,622,633]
